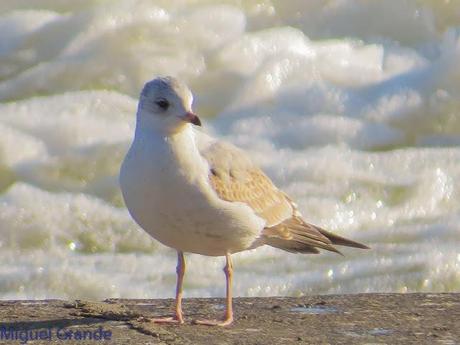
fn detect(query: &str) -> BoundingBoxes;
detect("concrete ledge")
[0,293,459,344]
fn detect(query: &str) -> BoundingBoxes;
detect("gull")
[119,76,369,326]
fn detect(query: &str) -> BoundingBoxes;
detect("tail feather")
[263,237,321,254]
[262,216,369,255]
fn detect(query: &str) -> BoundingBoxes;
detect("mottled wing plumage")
[198,136,293,228]
[197,132,368,254]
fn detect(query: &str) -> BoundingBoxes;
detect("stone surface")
[0,294,459,344]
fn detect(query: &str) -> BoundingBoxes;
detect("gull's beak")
[181,111,201,126]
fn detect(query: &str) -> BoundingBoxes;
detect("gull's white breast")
[120,126,265,256]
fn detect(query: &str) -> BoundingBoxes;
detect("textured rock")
[0,294,459,344]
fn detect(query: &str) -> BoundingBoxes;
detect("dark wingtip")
[331,246,345,256]
[357,243,371,250]
[316,228,370,250]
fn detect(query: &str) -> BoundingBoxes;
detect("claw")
[149,316,184,324]
[193,316,233,327]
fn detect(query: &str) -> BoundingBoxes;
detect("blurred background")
[0,0,459,300]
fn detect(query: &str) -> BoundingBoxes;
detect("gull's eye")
[155,98,169,110]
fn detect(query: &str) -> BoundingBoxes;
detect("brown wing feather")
[263,196,369,254]
[262,215,342,254]
[202,140,293,227]
[200,136,369,254]
[208,168,292,227]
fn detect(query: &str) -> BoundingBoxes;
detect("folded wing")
[197,132,368,254]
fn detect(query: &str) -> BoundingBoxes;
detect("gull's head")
[137,76,201,134]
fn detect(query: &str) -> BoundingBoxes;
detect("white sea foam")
[0,0,459,300]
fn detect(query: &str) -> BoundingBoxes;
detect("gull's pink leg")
[149,251,186,324]
[194,253,234,326]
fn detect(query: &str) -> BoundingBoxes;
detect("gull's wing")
[196,131,368,254]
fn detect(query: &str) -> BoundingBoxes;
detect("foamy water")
[0,0,459,300]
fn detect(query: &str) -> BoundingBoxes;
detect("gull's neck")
[134,118,194,148]
[167,125,204,171]
[133,121,207,181]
